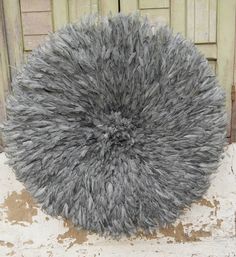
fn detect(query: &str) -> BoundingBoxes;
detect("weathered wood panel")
[186,0,195,41]
[170,0,186,36]
[120,0,138,14]
[139,0,169,9]
[22,0,118,54]
[217,0,236,136]
[186,0,217,43]
[20,0,51,12]
[52,0,69,31]
[22,12,53,35]
[196,44,217,60]
[195,0,210,42]
[99,0,118,16]
[0,0,10,126]
[20,1,53,52]
[209,0,217,42]
[140,8,170,25]
[68,0,91,22]
[24,35,49,51]
[67,0,99,23]
[2,0,24,78]
[91,0,99,13]
[120,0,170,25]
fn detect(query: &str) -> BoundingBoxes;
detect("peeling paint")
[197,197,220,217]
[160,222,211,242]
[134,230,160,240]
[190,229,211,239]
[1,190,37,226]
[23,240,34,245]
[57,221,88,248]
[197,198,215,208]
[0,240,14,248]
[0,146,236,256]
[216,219,223,228]
[213,198,220,215]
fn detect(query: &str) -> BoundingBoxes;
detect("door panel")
[186,0,217,43]
[99,0,118,16]
[68,0,94,22]
[217,0,235,136]
[53,0,118,30]
[121,0,170,26]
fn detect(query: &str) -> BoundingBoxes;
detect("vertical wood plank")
[0,0,10,124]
[91,0,99,13]
[208,60,216,74]
[139,0,169,9]
[69,0,91,22]
[24,52,30,63]
[194,0,209,43]
[217,0,236,136]
[140,9,170,25]
[99,0,118,16]
[234,13,236,88]
[3,0,24,78]
[119,0,138,14]
[52,0,69,31]
[170,0,186,36]
[186,0,195,41]
[209,0,217,42]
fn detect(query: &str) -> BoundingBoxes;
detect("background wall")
[0,0,236,142]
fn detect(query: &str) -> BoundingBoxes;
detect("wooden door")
[120,0,236,138]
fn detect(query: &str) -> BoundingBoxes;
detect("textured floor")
[0,145,236,257]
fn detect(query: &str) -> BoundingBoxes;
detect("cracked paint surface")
[0,145,236,256]
[57,221,89,248]
[1,190,38,226]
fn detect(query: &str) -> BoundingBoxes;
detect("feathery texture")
[3,14,226,237]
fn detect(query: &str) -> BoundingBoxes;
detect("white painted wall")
[0,145,236,257]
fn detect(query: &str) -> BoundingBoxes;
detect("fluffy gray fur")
[3,14,226,237]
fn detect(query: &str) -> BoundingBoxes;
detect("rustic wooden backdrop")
[0,0,236,142]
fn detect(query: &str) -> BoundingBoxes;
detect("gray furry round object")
[3,14,226,237]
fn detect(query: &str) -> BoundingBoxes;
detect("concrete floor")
[0,145,236,257]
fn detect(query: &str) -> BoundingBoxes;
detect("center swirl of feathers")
[99,111,135,152]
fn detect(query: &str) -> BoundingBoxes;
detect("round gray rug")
[3,14,226,237]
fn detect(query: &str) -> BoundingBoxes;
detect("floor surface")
[0,145,236,257]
